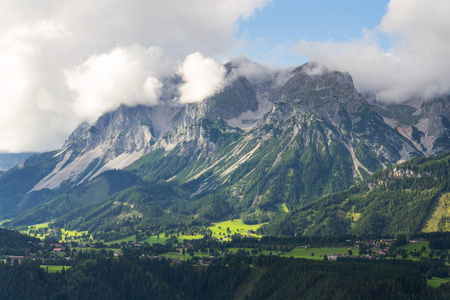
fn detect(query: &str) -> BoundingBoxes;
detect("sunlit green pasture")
[227,248,272,256]
[283,247,359,260]
[60,228,90,241]
[276,203,289,213]
[160,252,189,261]
[40,265,71,273]
[142,235,168,244]
[104,235,137,245]
[23,223,91,241]
[398,241,429,252]
[208,219,266,240]
[427,276,450,288]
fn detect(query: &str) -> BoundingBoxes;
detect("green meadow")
[24,223,91,241]
[398,241,429,252]
[104,235,137,245]
[276,203,289,213]
[427,276,450,288]
[283,247,359,260]
[227,248,273,256]
[208,219,266,240]
[40,265,71,273]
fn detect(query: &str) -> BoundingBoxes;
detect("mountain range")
[1,59,449,238]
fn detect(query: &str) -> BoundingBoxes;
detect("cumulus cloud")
[65,45,172,120]
[178,52,226,103]
[296,0,450,102]
[0,0,271,152]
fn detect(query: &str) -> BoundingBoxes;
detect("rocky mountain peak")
[6,59,446,195]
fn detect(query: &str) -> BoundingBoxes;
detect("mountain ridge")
[1,60,449,236]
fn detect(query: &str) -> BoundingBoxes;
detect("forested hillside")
[262,152,450,236]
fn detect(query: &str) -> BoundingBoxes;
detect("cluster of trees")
[0,228,41,255]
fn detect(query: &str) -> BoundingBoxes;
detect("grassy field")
[276,203,289,213]
[104,235,137,245]
[142,235,168,244]
[142,234,204,245]
[208,219,266,240]
[72,247,121,253]
[283,247,359,260]
[24,223,91,241]
[227,248,273,256]
[398,241,429,252]
[427,276,450,288]
[160,252,189,261]
[40,265,72,273]
[105,233,204,246]
[24,222,51,238]
[60,228,90,241]
[423,193,450,232]
[179,234,203,240]
[225,247,359,261]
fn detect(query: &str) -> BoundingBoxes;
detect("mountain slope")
[0,152,38,172]
[261,152,450,236]
[21,65,431,237]
[2,61,449,235]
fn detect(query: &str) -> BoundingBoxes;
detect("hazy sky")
[0,0,449,152]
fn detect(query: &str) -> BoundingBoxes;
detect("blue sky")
[238,0,390,65]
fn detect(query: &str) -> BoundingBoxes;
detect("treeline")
[2,254,450,299]
[0,227,40,255]
[0,254,249,300]
[247,256,450,300]
[412,232,450,250]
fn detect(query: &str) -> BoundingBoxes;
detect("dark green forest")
[1,253,450,300]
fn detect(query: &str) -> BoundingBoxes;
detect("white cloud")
[65,45,170,120]
[296,0,450,102]
[178,52,226,103]
[0,0,271,152]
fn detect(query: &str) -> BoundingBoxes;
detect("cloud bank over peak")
[178,52,226,104]
[296,0,450,103]
[0,0,271,152]
[65,45,172,119]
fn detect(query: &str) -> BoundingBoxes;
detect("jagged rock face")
[268,67,420,165]
[416,97,450,154]
[65,105,157,157]
[371,95,450,155]
[30,75,261,190]
[157,76,258,153]
[30,106,160,190]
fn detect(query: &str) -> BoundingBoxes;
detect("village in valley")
[2,220,446,267]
